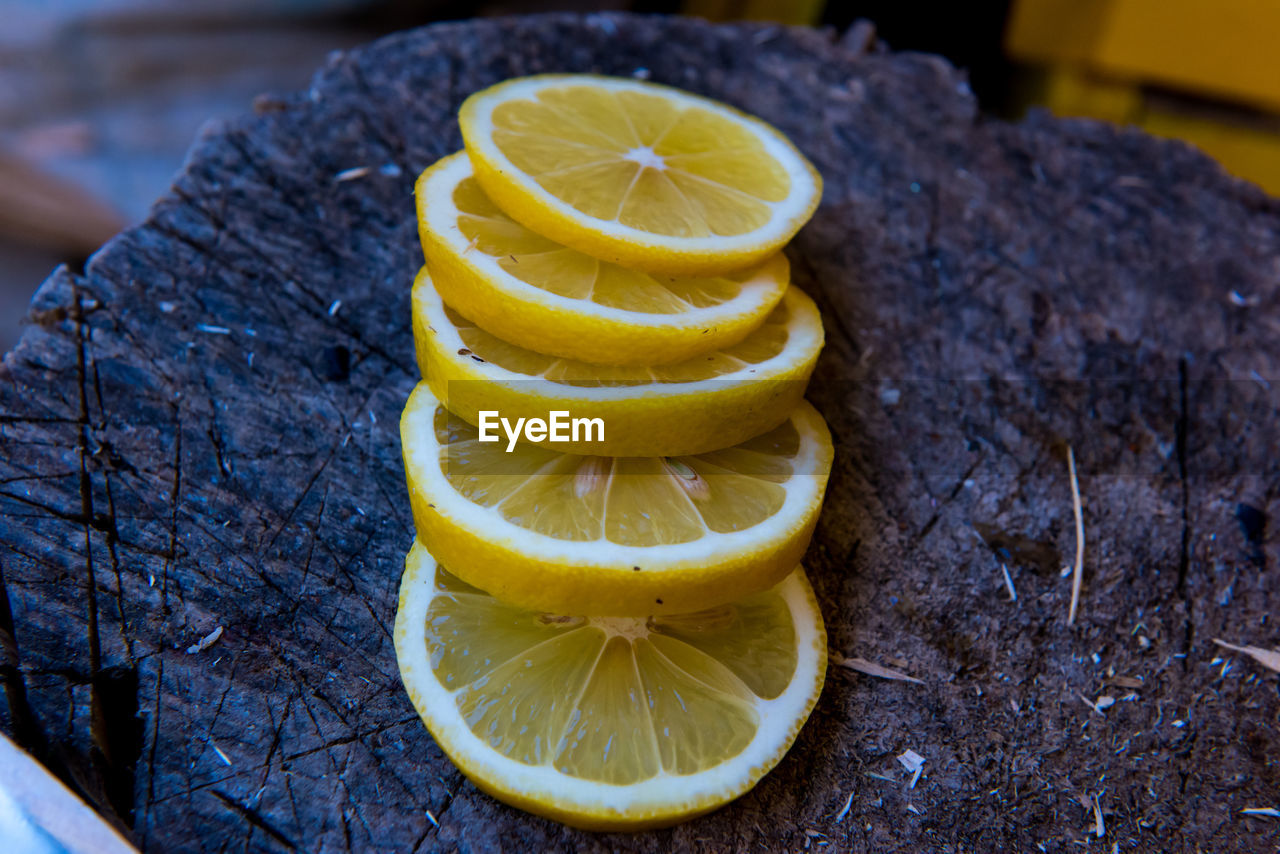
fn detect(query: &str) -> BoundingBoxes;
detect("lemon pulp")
[452,168,772,312]
[445,294,793,387]
[460,75,823,275]
[415,151,792,366]
[435,405,800,546]
[489,84,790,239]
[401,381,832,615]
[409,266,823,456]
[431,566,794,782]
[395,542,827,829]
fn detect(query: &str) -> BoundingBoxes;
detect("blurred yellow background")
[1006,0,1280,195]
[2,0,1276,353]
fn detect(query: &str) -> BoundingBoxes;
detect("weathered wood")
[2,13,1277,852]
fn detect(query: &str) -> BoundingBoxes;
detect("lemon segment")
[400,382,832,616]
[459,74,823,276]
[411,267,823,457]
[416,152,790,366]
[394,542,827,830]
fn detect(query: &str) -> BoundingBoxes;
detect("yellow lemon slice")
[416,152,790,366]
[394,541,827,830]
[459,74,823,276]
[399,382,832,616]
[411,267,822,457]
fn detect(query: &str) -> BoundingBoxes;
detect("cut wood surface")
[2,13,1278,853]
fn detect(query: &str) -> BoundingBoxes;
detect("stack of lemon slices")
[395,75,833,830]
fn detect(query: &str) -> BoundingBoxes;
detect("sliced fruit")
[411,267,822,458]
[400,382,832,616]
[394,541,827,830]
[416,152,790,366]
[459,74,823,276]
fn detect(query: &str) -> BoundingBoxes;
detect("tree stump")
[2,13,1277,853]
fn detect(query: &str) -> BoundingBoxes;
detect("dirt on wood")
[1,13,1278,853]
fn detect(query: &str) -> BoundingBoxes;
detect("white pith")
[394,542,827,818]
[622,146,666,170]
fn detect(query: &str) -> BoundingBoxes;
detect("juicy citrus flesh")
[489,84,790,236]
[460,75,823,275]
[416,152,789,366]
[400,381,833,616]
[411,267,823,457]
[394,541,827,830]
[439,407,795,542]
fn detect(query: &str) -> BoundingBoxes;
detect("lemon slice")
[459,74,823,276]
[411,268,822,458]
[394,541,827,830]
[400,382,832,616]
[416,152,790,366]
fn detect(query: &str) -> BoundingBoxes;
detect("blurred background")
[4,0,1278,354]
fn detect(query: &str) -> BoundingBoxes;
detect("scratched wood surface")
[1,14,1278,853]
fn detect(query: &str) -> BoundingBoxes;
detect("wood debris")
[1066,445,1084,625]
[334,166,371,182]
[1079,693,1106,716]
[1213,639,1280,674]
[1105,675,1144,689]
[834,792,854,822]
[999,561,1017,602]
[830,653,924,684]
[1240,807,1280,818]
[186,625,224,654]
[896,749,925,788]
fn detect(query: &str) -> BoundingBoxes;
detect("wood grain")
[1,14,1277,852]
